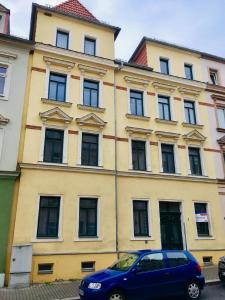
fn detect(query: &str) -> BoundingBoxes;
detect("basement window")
[81,261,95,272]
[38,263,54,274]
[203,256,213,266]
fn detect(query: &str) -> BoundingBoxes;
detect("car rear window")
[166,252,189,267]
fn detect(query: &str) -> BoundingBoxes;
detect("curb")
[205,279,221,286]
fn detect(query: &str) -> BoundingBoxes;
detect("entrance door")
[159,202,183,250]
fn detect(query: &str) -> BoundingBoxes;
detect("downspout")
[114,60,124,259]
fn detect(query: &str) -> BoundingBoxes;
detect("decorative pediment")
[39,107,73,124]
[76,113,107,129]
[0,114,9,125]
[155,131,180,141]
[183,130,206,143]
[152,82,177,93]
[78,64,107,78]
[218,136,225,145]
[125,126,153,136]
[178,87,201,97]
[124,76,150,88]
[44,56,75,70]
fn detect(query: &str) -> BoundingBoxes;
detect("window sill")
[155,118,178,125]
[128,169,152,174]
[195,236,215,240]
[126,114,150,121]
[41,98,72,107]
[182,122,204,129]
[130,237,154,241]
[31,238,64,243]
[188,174,208,178]
[38,161,68,166]
[0,95,8,101]
[77,164,103,169]
[74,238,102,242]
[160,172,181,176]
[77,104,106,113]
[38,271,53,275]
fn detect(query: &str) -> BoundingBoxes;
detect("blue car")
[79,250,205,300]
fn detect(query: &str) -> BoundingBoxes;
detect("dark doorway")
[159,202,184,250]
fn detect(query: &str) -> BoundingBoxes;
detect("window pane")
[43,129,64,163]
[161,144,175,173]
[57,83,66,102]
[133,201,149,237]
[130,98,136,115]
[160,59,169,74]
[132,141,146,171]
[137,253,164,272]
[189,147,202,176]
[48,73,66,101]
[185,65,193,80]
[79,198,97,237]
[0,77,5,95]
[83,80,99,107]
[84,38,96,56]
[218,109,225,128]
[184,101,196,124]
[194,203,210,236]
[158,96,171,120]
[130,90,143,116]
[56,31,69,49]
[81,133,99,166]
[0,67,7,74]
[167,252,189,267]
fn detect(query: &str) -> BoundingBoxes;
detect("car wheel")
[186,281,201,300]
[219,273,225,282]
[108,290,125,300]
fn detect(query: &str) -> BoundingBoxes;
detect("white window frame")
[77,130,103,168]
[80,76,103,108]
[83,34,98,56]
[182,98,200,124]
[0,62,12,101]
[44,67,71,103]
[159,56,170,75]
[187,145,206,177]
[184,63,194,80]
[39,125,68,165]
[129,136,151,172]
[156,93,175,121]
[209,69,218,85]
[127,87,148,117]
[32,194,64,242]
[130,198,153,241]
[159,141,180,174]
[217,107,225,129]
[0,127,4,161]
[75,196,101,241]
[193,201,214,239]
[55,27,71,49]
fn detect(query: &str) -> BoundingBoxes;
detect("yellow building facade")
[11,1,225,284]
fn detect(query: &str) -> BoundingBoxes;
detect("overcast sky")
[2,0,225,61]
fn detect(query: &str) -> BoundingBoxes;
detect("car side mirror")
[132,266,142,274]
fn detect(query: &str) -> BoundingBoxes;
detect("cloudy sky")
[2,0,225,60]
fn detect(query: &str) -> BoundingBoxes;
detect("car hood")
[83,268,125,283]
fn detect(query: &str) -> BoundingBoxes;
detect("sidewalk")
[0,266,219,300]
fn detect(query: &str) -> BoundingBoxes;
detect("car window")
[166,252,189,267]
[109,254,139,271]
[137,253,164,272]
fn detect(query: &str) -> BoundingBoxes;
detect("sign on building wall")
[195,213,208,223]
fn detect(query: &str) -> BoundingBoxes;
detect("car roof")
[129,249,189,256]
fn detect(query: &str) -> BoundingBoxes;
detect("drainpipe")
[114,60,124,259]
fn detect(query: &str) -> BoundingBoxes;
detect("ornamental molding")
[155,131,180,141]
[124,76,150,87]
[76,113,107,129]
[178,87,201,97]
[0,114,9,125]
[43,56,75,70]
[125,126,153,136]
[0,51,17,60]
[78,64,107,77]
[183,129,206,144]
[218,136,225,151]
[152,81,177,93]
[39,107,73,124]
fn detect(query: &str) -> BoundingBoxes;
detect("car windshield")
[108,254,139,271]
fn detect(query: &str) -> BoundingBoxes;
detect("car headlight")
[88,282,102,290]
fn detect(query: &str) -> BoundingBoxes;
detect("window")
[79,198,98,237]
[209,70,218,85]
[133,200,149,237]
[184,64,193,80]
[130,90,144,116]
[217,108,225,129]
[184,100,196,124]
[43,129,64,164]
[81,133,99,166]
[161,144,175,174]
[137,253,164,272]
[84,37,96,56]
[83,79,99,107]
[0,66,7,96]
[160,58,169,75]
[81,261,95,272]
[48,72,67,102]
[188,147,202,176]
[158,95,171,120]
[166,252,189,267]
[132,140,146,171]
[194,203,210,237]
[56,30,69,49]
[37,196,60,238]
[38,263,54,274]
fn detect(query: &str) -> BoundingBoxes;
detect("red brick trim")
[26,125,42,130]
[174,97,182,101]
[116,85,127,91]
[103,82,114,87]
[31,67,46,73]
[204,148,221,153]
[103,135,116,140]
[71,75,80,80]
[147,92,156,96]
[68,130,78,135]
[199,102,215,108]
[117,137,129,142]
[178,145,186,149]
[150,141,158,146]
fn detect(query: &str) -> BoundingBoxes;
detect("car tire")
[186,281,201,300]
[108,290,125,300]
[219,273,225,282]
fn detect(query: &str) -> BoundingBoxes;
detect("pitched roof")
[55,0,98,21]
